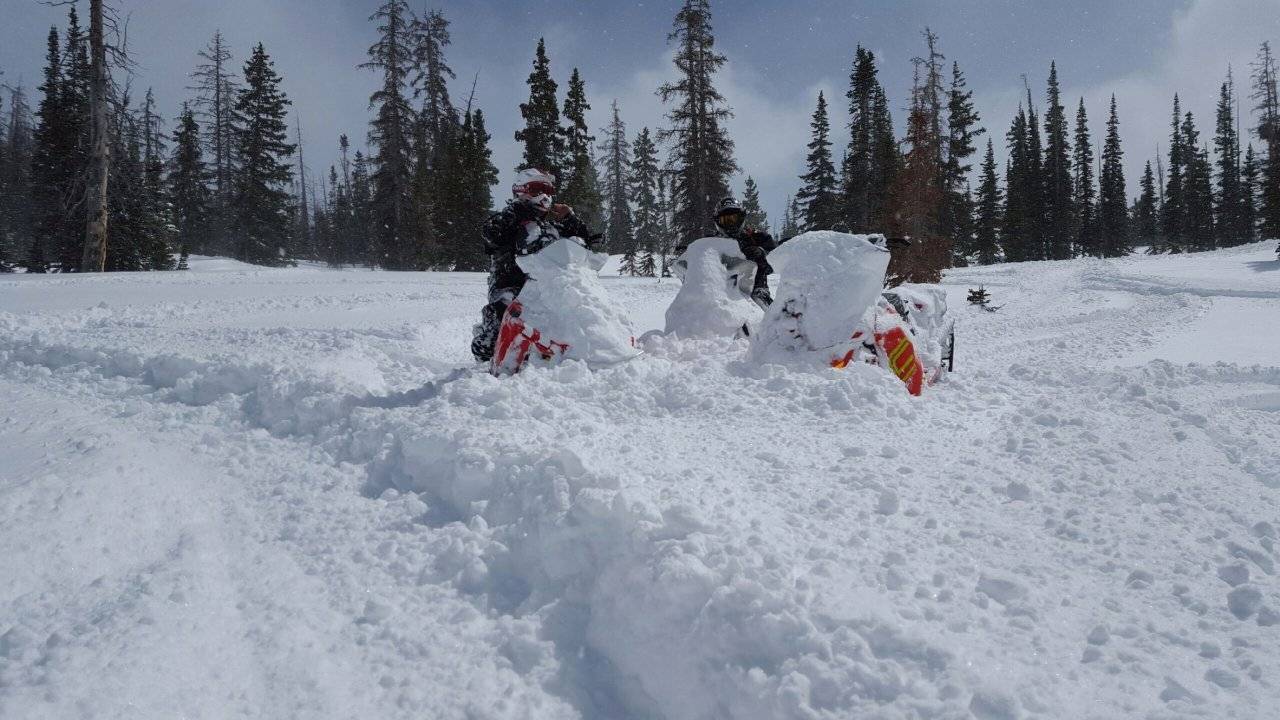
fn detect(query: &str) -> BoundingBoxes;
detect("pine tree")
[1,86,34,270]
[796,91,839,230]
[1162,96,1187,252]
[598,100,631,255]
[409,8,457,268]
[741,175,768,233]
[559,68,602,230]
[190,31,239,254]
[1251,42,1280,239]
[655,170,676,275]
[1243,143,1260,243]
[619,248,637,276]
[1041,62,1074,259]
[515,38,563,179]
[1097,95,1129,257]
[1214,70,1245,246]
[1002,105,1033,262]
[231,44,295,266]
[349,149,374,265]
[1181,112,1215,251]
[58,5,91,269]
[1026,93,1047,259]
[170,103,209,256]
[886,33,949,284]
[630,126,662,253]
[637,249,657,277]
[434,108,496,270]
[1072,98,1097,256]
[840,46,894,232]
[1134,160,1161,251]
[944,61,983,264]
[28,26,72,273]
[779,195,801,239]
[659,0,737,246]
[411,9,457,168]
[972,138,1002,264]
[363,0,418,269]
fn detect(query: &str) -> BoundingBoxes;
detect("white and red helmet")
[513,167,556,211]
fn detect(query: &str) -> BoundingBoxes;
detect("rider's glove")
[743,245,766,262]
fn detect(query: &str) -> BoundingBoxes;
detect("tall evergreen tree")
[1042,62,1074,259]
[514,38,564,180]
[363,0,418,269]
[630,126,662,254]
[1162,96,1187,252]
[779,195,801,239]
[598,100,631,255]
[659,0,737,246]
[1024,89,1046,258]
[944,61,983,263]
[1214,70,1246,246]
[1072,98,1096,256]
[28,26,70,272]
[412,9,457,168]
[231,44,295,266]
[409,8,458,267]
[1002,104,1034,262]
[1251,42,1280,239]
[1,85,33,270]
[190,31,239,252]
[435,108,496,270]
[741,175,768,233]
[840,46,895,232]
[796,91,839,230]
[1243,143,1260,243]
[1134,160,1161,251]
[1097,95,1129,256]
[1181,111,1216,251]
[170,103,208,256]
[886,32,950,284]
[972,138,1002,264]
[559,68,602,230]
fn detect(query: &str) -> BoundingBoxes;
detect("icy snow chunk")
[664,237,762,338]
[1205,667,1242,689]
[1226,585,1263,619]
[876,490,900,516]
[1217,563,1250,587]
[976,574,1028,605]
[1086,625,1110,645]
[969,689,1021,719]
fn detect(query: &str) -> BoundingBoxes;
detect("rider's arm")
[482,207,531,255]
[554,211,591,241]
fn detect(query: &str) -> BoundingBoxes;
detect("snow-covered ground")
[2,244,1279,719]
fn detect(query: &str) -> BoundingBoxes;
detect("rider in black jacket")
[470,168,597,363]
[712,196,776,307]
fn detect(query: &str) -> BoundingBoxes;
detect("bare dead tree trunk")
[80,0,110,272]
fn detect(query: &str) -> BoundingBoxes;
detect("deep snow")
[2,243,1280,719]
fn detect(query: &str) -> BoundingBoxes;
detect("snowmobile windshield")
[716,211,745,234]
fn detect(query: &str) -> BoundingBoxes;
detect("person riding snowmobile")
[471,168,599,363]
[711,196,776,307]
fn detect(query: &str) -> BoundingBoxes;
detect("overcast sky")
[2,0,1279,227]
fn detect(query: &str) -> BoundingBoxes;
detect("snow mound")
[664,237,763,338]
[752,231,890,363]
[516,238,638,366]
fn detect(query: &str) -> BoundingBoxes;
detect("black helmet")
[714,196,745,233]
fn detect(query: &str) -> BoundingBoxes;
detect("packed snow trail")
[2,246,1279,719]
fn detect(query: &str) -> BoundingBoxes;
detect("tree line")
[2,0,1277,277]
